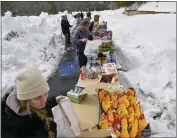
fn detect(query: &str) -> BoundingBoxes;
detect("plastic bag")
[52,97,81,137]
[84,40,102,58]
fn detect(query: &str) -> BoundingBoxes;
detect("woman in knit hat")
[1,67,75,138]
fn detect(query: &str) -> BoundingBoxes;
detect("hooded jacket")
[61,16,72,35]
[73,28,93,53]
[1,87,75,138]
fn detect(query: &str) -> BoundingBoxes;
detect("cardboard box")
[96,88,151,138]
[67,86,87,104]
[77,127,115,138]
[98,74,116,84]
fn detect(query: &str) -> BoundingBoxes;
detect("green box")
[67,87,88,104]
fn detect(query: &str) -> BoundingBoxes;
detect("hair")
[20,100,55,138]
[81,19,90,27]
[20,100,31,114]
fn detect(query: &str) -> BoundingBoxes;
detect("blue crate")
[58,59,80,76]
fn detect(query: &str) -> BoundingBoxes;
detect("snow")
[138,2,176,12]
[2,11,77,96]
[2,2,176,137]
[90,5,176,137]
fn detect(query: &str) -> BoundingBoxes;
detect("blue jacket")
[73,28,93,53]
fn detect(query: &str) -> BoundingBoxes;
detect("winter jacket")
[1,87,75,138]
[80,13,83,20]
[86,12,91,18]
[73,28,93,53]
[88,21,94,32]
[61,19,72,35]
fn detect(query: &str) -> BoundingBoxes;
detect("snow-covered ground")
[2,11,77,96]
[138,2,176,12]
[91,3,176,137]
[2,1,176,137]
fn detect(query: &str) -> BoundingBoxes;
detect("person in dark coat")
[86,10,91,18]
[1,67,75,138]
[80,12,83,20]
[88,21,94,33]
[73,19,94,68]
[61,15,72,50]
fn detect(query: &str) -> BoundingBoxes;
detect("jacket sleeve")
[87,31,93,41]
[4,112,34,138]
[73,30,86,46]
[61,20,69,28]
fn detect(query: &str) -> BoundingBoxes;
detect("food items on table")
[102,98,111,113]
[128,115,139,137]
[98,87,150,137]
[98,40,114,52]
[138,113,148,131]
[98,89,109,103]
[113,114,121,131]
[120,126,129,138]
[127,88,137,108]
[103,63,117,75]
[107,108,114,124]
[117,100,129,117]
[127,104,135,123]
[111,99,118,109]
[118,91,130,108]
[120,115,129,138]
[67,86,87,104]
[99,113,110,128]
[135,101,141,118]
[87,72,98,79]
[120,115,128,127]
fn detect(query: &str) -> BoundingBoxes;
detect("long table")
[72,75,120,132]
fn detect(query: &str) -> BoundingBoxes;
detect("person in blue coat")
[73,19,94,68]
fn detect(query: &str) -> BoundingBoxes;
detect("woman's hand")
[55,95,66,102]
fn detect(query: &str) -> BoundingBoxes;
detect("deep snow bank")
[138,2,176,12]
[114,14,176,137]
[91,9,176,136]
[2,11,77,96]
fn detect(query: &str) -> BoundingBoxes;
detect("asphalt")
[47,28,80,99]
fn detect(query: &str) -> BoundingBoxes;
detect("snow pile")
[113,14,176,137]
[2,11,76,96]
[91,7,176,137]
[138,2,176,12]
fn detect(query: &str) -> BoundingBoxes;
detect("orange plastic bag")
[102,99,111,113]
[107,108,114,124]
[119,92,130,108]
[98,89,110,103]
[138,113,148,131]
[117,100,129,117]
[111,99,118,109]
[129,115,139,137]
[135,101,141,118]
[99,113,109,128]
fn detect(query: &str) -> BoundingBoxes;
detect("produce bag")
[84,40,102,58]
[52,97,81,136]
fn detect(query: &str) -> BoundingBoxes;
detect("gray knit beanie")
[16,67,50,100]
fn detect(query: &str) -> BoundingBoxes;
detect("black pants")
[77,51,87,68]
[68,32,70,44]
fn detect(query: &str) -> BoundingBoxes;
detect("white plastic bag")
[84,40,102,58]
[52,97,81,137]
